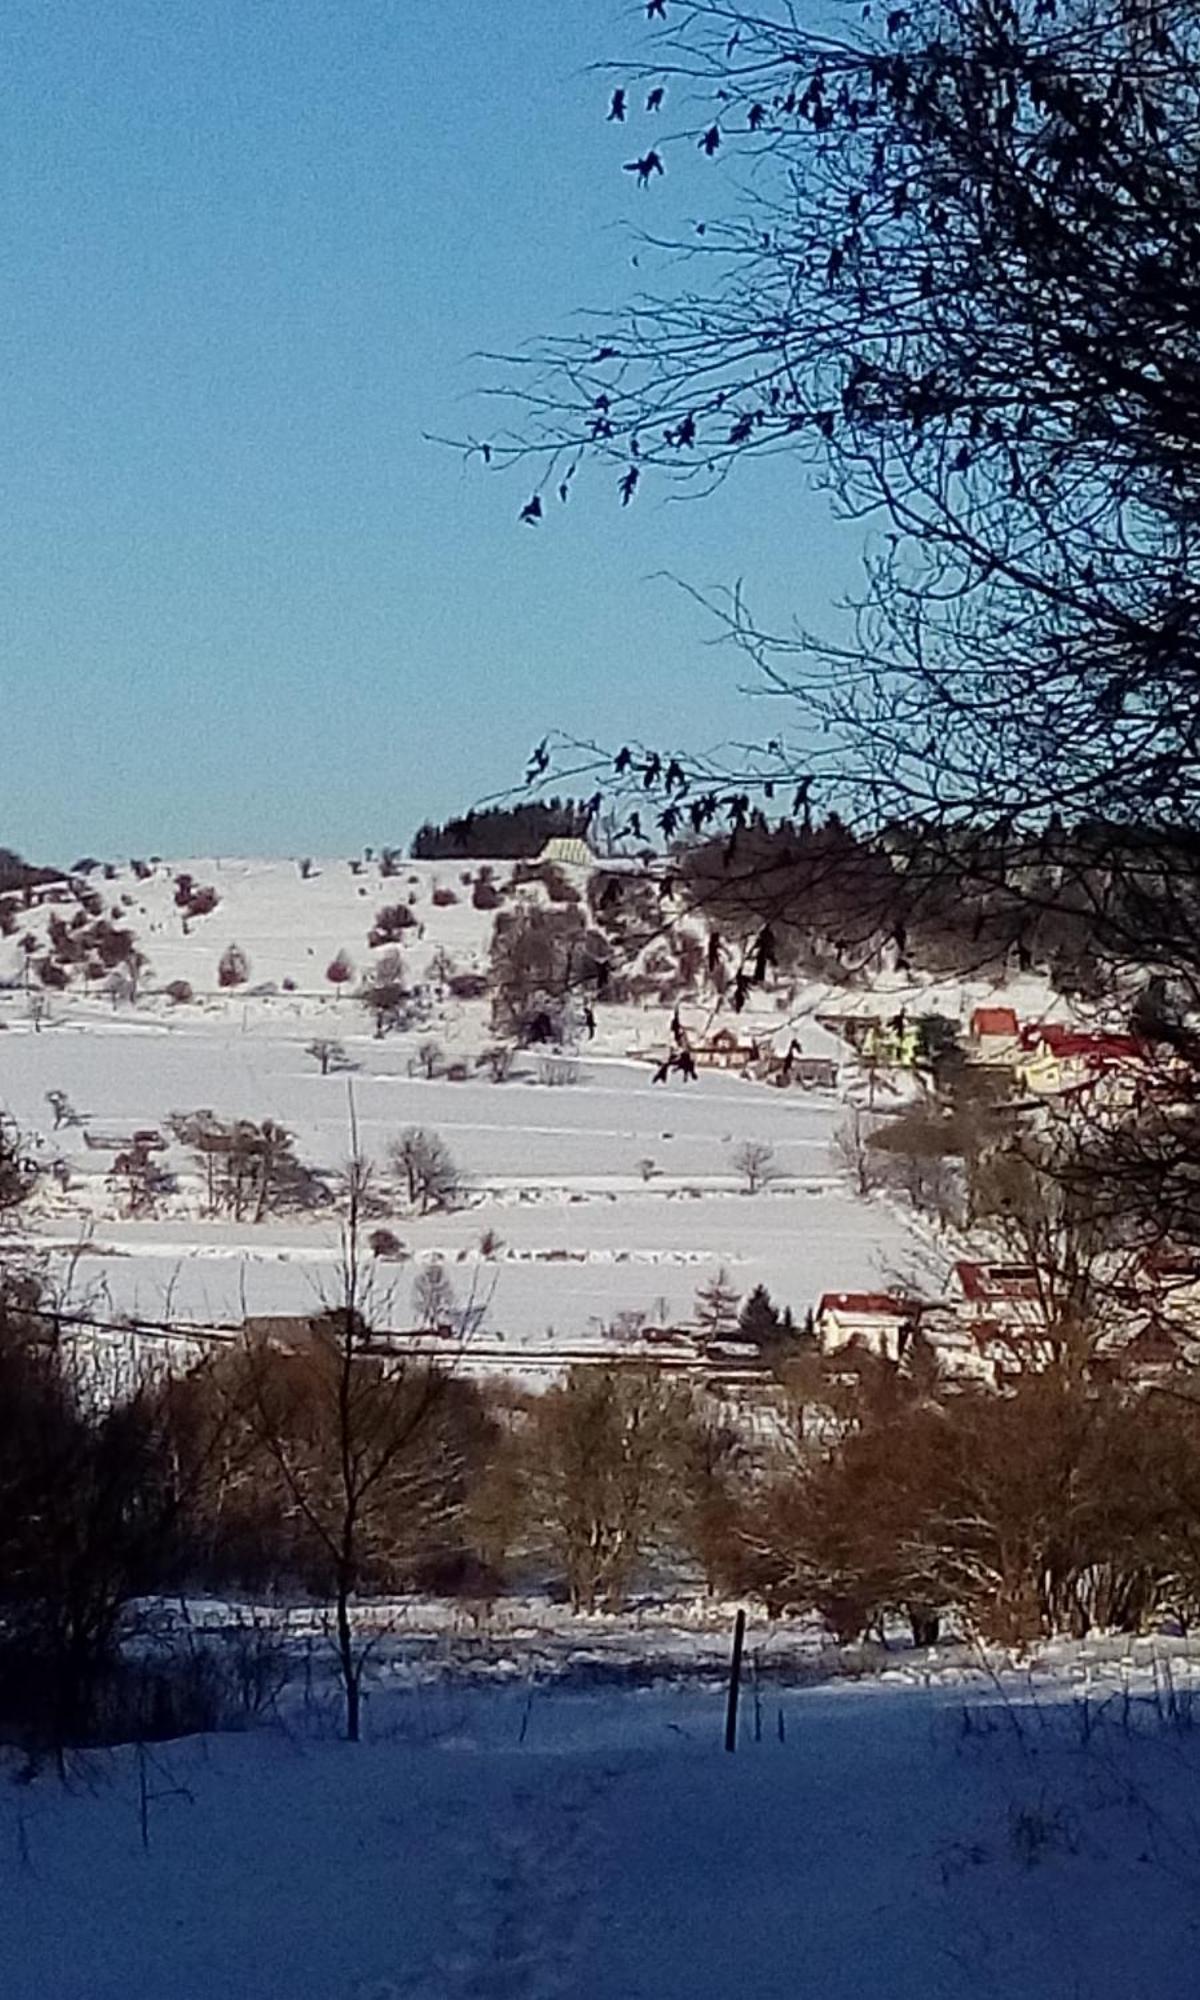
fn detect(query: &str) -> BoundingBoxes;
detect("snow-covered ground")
[3,1659,1199,1998]
[0,855,1042,1350]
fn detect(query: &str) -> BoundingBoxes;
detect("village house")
[694,1027,762,1071]
[950,1260,1047,1329]
[1016,1022,1148,1098]
[815,1011,919,1068]
[815,1291,916,1364]
[968,1004,1021,1064]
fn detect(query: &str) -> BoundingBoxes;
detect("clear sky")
[2,0,863,864]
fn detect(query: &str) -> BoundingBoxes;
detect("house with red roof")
[1017,1022,1149,1097]
[951,1261,1046,1329]
[968,1005,1021,1064]
[815,1291,916,1364]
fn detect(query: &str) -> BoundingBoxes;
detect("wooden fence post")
[725,1608,746,1753]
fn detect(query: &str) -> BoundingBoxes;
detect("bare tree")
[476,1042,516,1083]
[390,1127,462,1215]
[832,1109,880,1201]
[107,1140,174,1219]
[358,949,409,1039]
[412,1261,457,1331]
[731,1140,777,1195]
[524,1367,691,1611]
[169,1112,328,1222]
[238,1165,472,1741]
[472,0,1200,1011]
[412,1039,443,1081]
[306,1038,354,1078]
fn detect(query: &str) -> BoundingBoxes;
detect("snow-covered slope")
[0,855,1058,1351]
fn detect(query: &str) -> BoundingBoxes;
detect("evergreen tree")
[736,1283,782,1348]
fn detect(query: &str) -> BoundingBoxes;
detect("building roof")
[817,1291,912,1320]
[971,1006,1019,1038]
[1020,1023,1146,1063]
[953,1261,1041,1303]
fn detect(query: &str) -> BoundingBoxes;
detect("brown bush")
[369,902,417,946]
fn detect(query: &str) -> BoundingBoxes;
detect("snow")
[0,856,962,1350]
[2,1660,1199,1997]
[0,852,1073,1357]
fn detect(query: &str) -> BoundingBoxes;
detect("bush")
[471,878,501,912]
[431,886,458,907]
[369,902,417,946]
[165,979,194,1006]
[369,1227,405,1259]
[174,874,219,920]
[448,971,489,1000]
[217,943,250,989]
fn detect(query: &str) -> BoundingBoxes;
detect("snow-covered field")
[0,854,1045,1352]
[3,1659,1199,1998]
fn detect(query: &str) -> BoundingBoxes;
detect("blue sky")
[1,1,863,862]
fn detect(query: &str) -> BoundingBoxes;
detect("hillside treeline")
[410,799,592,861]
[673,814,1200,1001]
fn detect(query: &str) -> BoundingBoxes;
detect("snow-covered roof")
[538,837,594,867]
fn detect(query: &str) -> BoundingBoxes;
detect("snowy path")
[1,1680,1197,1998]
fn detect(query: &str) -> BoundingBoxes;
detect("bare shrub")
[476,1043,516,1083]
[731,1140,778,1194]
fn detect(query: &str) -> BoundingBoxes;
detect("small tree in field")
[325,949,354,996]
[358,950,408,1038]
[391,1128,461,1215]
[833,1109,879,1199]
[218,942,250,990]
[45,1089,81,1132]
[307,1038,353,1078]
[695,1267,741,1339]
[107,1140,174,1218]
[412,1261,457,1331]
[412,1039,443,1081]
[732,1140,778,1195]
[476,1043,515,1083]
